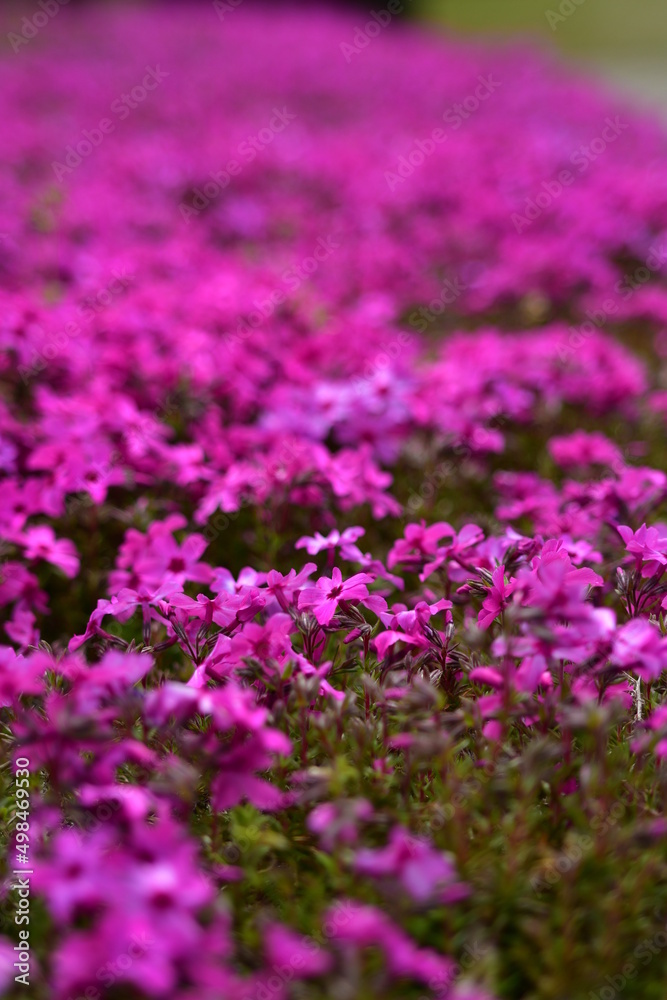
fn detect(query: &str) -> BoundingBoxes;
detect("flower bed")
[2,5,667,999]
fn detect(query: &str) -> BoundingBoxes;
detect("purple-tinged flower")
[0,646,45,705]
[478,566,516,630]
[354,826,465,904]
[618,523,667,577]
[326,901,455,989]
[298,567,374,625]
[264,564,316,611]
[548,430,622,469]
[307,798,373,851]
[264,923,332,977]
[611,619,667,681]
[20,525,79,578]
[388,521,456,570]
[295,526,365,556]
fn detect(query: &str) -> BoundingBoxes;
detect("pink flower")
[0,938,17,994]
[0,646,45,705]
[109,518,213,594]
[295,654,346,701]
[326,901,455,989]
[264,564,316,610]
[611,619,667,681]
[135,531,213,589]
[478,566,516,630]
[354,826,465,903]
[169,587,265,628]
[388,521,456,570]
[4,607,39,649]
[307,798,373,850]
[295,526,365,555]
[618,523,667,577]
[298,567,374,625]
[548,430,622,469]
[20,525,79,578]
[69,586,172,651]
[264,924,331,977]
[374,630,424,660]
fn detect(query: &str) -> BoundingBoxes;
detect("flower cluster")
[2,6,667,1000]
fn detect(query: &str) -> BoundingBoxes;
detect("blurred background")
[3,0,666,115]
[416,0,667,114]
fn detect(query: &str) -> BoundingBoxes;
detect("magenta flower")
[326,901,455,990]
[611,619,667,681]
[295,526,365,556]
[20,525,79,578]
[298,567,374,625]
[387,521,456,570]
[307,798,373,850]
[169,587,265,628]
[548,430,622,469]
[3,8,667,994]
[354,826,465,904]
[69,586,172,651]
[264,563,317,610]
[264,923,332,977]
[618,523,667,577]
[478,566,517,630]
[133,531,213,590]
[0,646,45,705]
[4,606,39,649]
[0,939,16,994]
[374,630,425,660]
